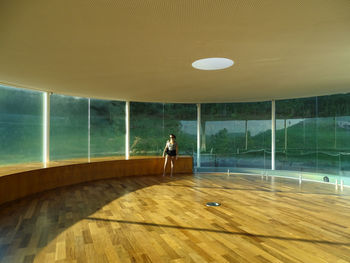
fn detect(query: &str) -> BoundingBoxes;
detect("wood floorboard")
[0,173,350,262]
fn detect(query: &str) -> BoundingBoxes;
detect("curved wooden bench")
[0,156,193,205]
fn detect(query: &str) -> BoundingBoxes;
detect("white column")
[271,100,276,170]
[245,119,248,150]
[125,101,130,160]
[88,98,91,162]
[43,92,50,166]
[197,103,201,168]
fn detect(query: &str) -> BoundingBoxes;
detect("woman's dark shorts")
[167,150,177,157]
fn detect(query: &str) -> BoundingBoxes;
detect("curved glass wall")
[90,99,125,157]
[276,94,350,184]
[318,94,350,177]
[164,103,197,156]
[130,102,196,156]
[50,94,88,161]
[1,83,350,185]
[276,97,317,172]
[200,102,271,170]
[0,85,43,165]
[130,102,164,156]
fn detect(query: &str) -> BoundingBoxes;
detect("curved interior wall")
[1,84,350,185]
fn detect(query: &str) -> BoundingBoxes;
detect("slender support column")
[334,116,337,149]
[197,103,201,168]
[271,100,276,170]
[88,98,91,162]
[284,119,287,150]
[43,92,50,167]
[245,120,248,150]
[125,101,130,160]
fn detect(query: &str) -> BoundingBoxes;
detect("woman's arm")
[162,141,168,157]
[176,143,179,159]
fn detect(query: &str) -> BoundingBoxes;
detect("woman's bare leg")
[163,155,169,176]
[170,157,176,177]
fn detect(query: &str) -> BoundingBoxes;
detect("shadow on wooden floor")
[0,174,181,262]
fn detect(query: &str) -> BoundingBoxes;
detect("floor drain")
[206,202,221,207]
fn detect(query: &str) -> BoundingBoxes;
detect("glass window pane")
[163,103,197,157]
[90,99,125,157]
[317,94,350,176]
[201,102,271,169]
[50,94,88,161]
[276,97,317,172]
[130,102,197,158]
[130,102,164,156]
[0,85,43,165]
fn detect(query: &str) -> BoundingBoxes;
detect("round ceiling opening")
[192,58,234,70]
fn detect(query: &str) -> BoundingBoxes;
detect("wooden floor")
[1,173,350,263]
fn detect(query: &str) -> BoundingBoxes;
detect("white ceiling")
[0,0,350,103]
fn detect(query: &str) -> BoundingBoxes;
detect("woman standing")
[162,134,178,177]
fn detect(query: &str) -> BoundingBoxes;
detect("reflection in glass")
[276,94,350,182]
[318,94,350,182]
[200,102,271,169]
[276,98,317,172]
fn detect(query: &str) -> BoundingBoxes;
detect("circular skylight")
[192,58,234,70]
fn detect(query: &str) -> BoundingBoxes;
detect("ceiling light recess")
[192,57,234,70]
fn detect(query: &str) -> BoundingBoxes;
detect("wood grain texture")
[0,156,193,205]
[0,173,350,262]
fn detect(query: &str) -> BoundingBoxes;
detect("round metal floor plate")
[206,202,221,207]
